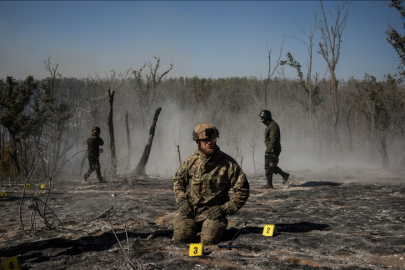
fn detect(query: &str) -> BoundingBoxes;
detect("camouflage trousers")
[173,212,227,245]
[83,156,103,181]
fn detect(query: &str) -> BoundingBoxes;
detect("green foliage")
[191,76,213,105]
[349,74,403,134]
[0,76,38,142]
[38,77,73,131]
[387,0,405,77]
[281,52,325,113]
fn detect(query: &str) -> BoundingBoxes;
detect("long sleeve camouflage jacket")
[173,146,250,222]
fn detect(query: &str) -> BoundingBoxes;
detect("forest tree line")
[1,0,405,180]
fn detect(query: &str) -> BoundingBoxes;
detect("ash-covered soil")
[1,168,405,270]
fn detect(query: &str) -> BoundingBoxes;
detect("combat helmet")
[192,122,219,141]
[92,126,101,134]
[259,110,272,120]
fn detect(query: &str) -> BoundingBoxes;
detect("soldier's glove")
[178,200,193,217]
[206,205,227,220]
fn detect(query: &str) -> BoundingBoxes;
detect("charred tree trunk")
[399,144,405,167]
[9,151,20,175]
[134,107,162,176]
[379,133,390,169]
[125,111,131,168]
[9,132,21,175]
[108,89,117,177]
[1,126,4,179]
[346,108,352,153]
[177,145,181,166]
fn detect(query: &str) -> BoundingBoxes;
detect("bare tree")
[20,124,83,232]
[130,56,173,130]
[288,12,320,135]
[348,75,403,168]
[317,0,351,151]
[263,38,285,109]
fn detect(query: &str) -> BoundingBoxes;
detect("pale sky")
[0,1,402,82]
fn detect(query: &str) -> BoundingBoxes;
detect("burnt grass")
[1,168,405,270]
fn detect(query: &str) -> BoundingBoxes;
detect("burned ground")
[1,168,405,270]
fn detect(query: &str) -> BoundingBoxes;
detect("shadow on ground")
[292,181,342,187]
[0,230,150,262]
[221,221,330,242]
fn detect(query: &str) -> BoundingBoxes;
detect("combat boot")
[261,183,274,189]
[97,176,105,183]
[282,172,290,184]
[262,174,274,189]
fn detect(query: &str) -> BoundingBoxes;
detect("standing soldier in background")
[82,126,104,184]
[259,110,289,188]
[173,123,250,245]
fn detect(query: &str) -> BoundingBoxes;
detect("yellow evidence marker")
[263,224,278,237]
[0,192,7,197]
[40,184,46,189]
[189,243,203,256]
[1,256,20,270]
[25,184,31,189]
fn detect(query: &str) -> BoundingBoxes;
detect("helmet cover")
[192,122,219,141]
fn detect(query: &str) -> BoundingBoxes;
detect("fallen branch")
[84,206,114,224]
[146,229,173,240]
[105,210,139,270]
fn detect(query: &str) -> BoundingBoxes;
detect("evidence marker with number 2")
[263,224,278,237]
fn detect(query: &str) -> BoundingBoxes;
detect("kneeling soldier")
[172,122,250,245]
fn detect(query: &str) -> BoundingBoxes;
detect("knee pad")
[200,217,227,245]
[173,213,199,243]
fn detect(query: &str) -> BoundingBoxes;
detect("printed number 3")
[194,247,198,254]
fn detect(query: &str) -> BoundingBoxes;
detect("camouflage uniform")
[173,145,250,245]
[83,131,104,182]
[263,118,289,187]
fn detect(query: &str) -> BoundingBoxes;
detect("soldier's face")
[260,117,265,122]
[197,138,217,155]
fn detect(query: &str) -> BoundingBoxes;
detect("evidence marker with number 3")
[189,243,203,256]
[263,224,278,237]
[1,256,20,270]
